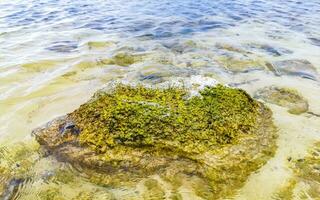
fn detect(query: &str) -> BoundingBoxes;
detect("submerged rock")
[216,56,266,73]
[33,84,277,199]
[274,142,320,199]
[266,59,319,81]
[0,143,40,199]
[254,86,309,114]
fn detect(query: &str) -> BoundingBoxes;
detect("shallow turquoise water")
[0,0,320,199]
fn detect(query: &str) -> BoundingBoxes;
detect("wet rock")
[32,83,277,199]
[59,121,80,136]
[255,86,309,114]
[266,59,319,81]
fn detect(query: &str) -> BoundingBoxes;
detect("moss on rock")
[33,83,277,199]
[71,84,259,154]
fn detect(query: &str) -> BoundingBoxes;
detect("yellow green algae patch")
[33,84,277,199]
[72,84,259,153]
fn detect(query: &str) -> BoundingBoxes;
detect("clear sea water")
[0,0,320,199]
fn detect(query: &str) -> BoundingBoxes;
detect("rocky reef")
[33,83,277,199]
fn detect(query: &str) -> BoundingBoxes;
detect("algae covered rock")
[216,56,266,73]
[254,86,309,114]
[33,83,277,199]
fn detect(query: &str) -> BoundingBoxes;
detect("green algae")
[71,84,259,154]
